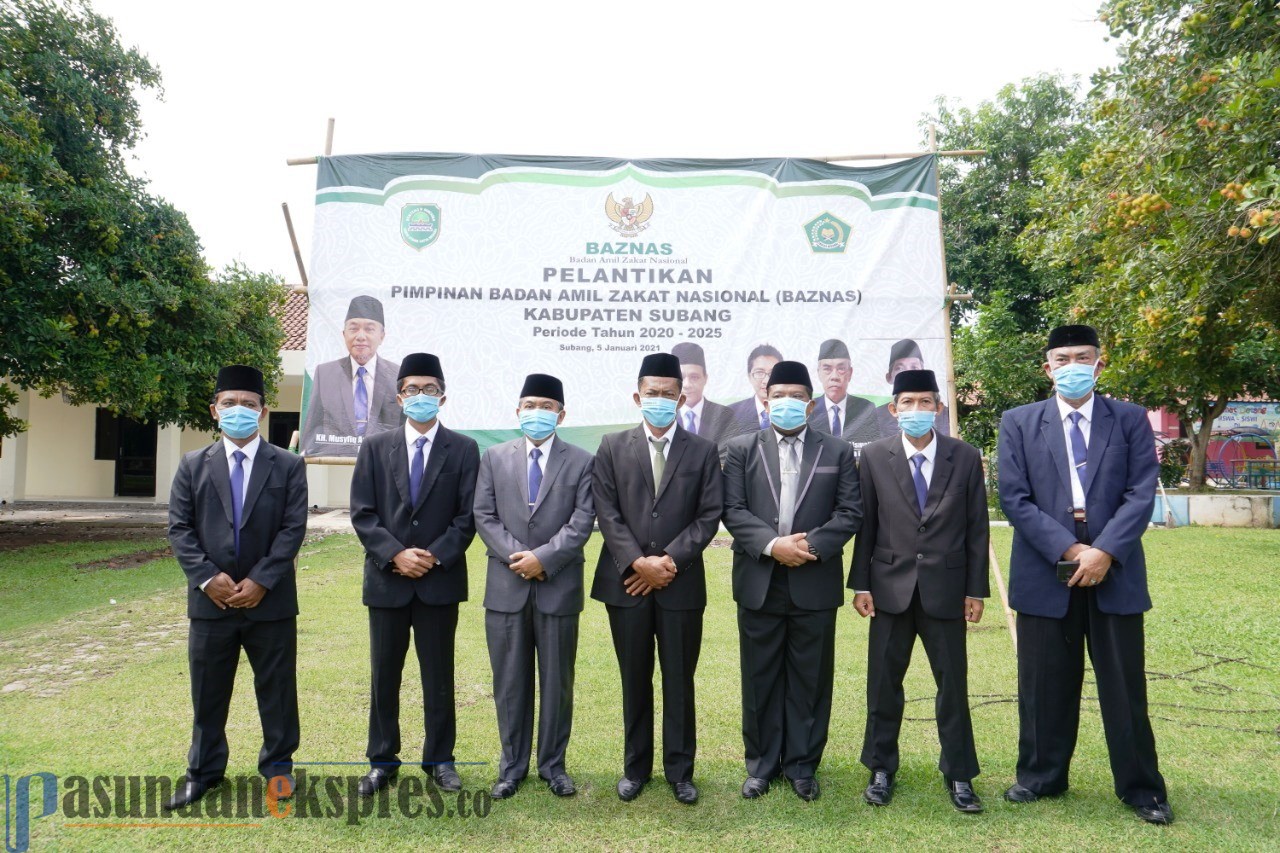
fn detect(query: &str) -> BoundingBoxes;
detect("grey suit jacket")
[849,433,990,619]
[301,356,402,456]
[590,425,724,610]
[809,394,881,451]
[722,428,862,611]
[168,440,309,621]
[474,436,596,616]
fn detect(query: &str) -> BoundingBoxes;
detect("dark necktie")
[230,450,246,557]
[911,453,928,514]
[410,435,427,505]
[649,437,667,496]
[528,447,543,507]
[1068,411,1088,489]
[354,366,369,436]
[758,407,768,430]
[831,405,841,436]
[684,410,697,435]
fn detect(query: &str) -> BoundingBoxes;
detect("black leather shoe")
[1003,783,1039,803]
[544,773,576,797]
[617,776,647,801]
[1134,801,1174,825]
[163,777,221,810]
[490,779,518,799]
[946,780,984,813]
[431,764,462,792]
[672,780,698,805]
[788,776,820,802]
[864,770,894,806]
[741,776,771,799]
[357,767,398,797]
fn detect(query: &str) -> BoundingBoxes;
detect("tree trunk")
[1180,395,1231,489]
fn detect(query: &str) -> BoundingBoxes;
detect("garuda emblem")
[605,193,654,237]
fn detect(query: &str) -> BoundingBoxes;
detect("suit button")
[650,541,656,547]
[412,520,418,527]
[773,517,779,523]
[651,512,659,518]
[528,521,535,528]
[918,525,926,533]
[916,553,924,560]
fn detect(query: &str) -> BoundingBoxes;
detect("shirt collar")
[901,431,937,463]
[223,434,261,461]
[1056,393,1095,424]
[772,426,808,445]
[525,433,555,457]
[405,418,440,447]
[351,354,377,378]
[680,398,706,417]
[641,420,677,444]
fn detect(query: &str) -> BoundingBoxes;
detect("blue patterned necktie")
[409,436,427,505]
[230,450,246,557]
[529,447,543,507]
[759,407,769,430]
[911,453,928,514]
[354,366,369,436]
[684,410,697,435]
[831,405,841,436]
[1068,411,1088,489]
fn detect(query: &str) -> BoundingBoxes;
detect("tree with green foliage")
[926,74,1093,449]
[1022,0,1280,487]
[0,0,284,438]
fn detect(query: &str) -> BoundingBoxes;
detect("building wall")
[23,393,115,499]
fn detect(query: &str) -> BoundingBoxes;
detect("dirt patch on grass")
[75,546,173,572]
[0,521,167,552]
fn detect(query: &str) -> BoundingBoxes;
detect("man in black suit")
[591,352,724,805]
[349,352,480,796]
[808,338,879,455]
[165,365,308,809]
[874,339,951,438]
[673,341,743,451]
[850,369,989,813]
[722,361,861,802]
[727,343,782,432]
[301,295,402,457]
[473,373,596,800]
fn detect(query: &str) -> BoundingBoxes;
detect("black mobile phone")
[1056,561,1079,583]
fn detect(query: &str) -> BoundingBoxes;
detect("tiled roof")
[276,288,308,351]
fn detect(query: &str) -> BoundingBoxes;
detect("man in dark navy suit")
[998,324,1172,825]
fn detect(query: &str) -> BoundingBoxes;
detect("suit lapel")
[1084,396,1114,498]
[415,426,450,510]
[1038,397,1072,494]
[338,358,357,433]
[629,427,656,497]
[889,440,922,518]
[388,432,412,508]
[239,443,274,524]
[512,440,531,507]
[756,428,782,511]
[206,443,234,523]
[921,437,955,522]
[793,430,824,509]
[532,438,567,513]
[654,427,688,502]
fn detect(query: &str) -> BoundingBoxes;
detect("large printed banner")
[301,154,950,457]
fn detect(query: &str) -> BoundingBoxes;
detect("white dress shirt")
[763,427,808,558]
[200,435,262,589]
[1056,393,1094,510]
[678,399,706,435]
[641,419,676,466]
[525,434,554,498]
[405,417,440,472]
[351,355,377,397]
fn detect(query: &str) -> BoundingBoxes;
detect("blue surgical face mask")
[519,409,559,441]
[640,397,678,428]
[768,397,809,431]
[897,409,936,438]
[1052,362,1098,400]
[402,394,440,423]
[217,405,261,440]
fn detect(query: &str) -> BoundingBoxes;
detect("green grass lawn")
[1,527,1278,851]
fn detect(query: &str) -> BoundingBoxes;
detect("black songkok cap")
[818,338,850,361]
[346,295,385,325]
[1047,324,1100,350]
[671,341,706,368]
[398,352,443,382]
[519,373,564,405]
[767,360,813,392]
[638,353,682,381]
[215,365,265,398]
[888,338,923,368]
[892,369,940,395]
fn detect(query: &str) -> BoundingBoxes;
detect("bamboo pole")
[281,203,308,287]
[811,148,986,162]
[324,118,335,156]
[988,539,1017,652]
[303,457,358,466]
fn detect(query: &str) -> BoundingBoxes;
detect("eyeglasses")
[749,370,771,381]
[401,385,442,398]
